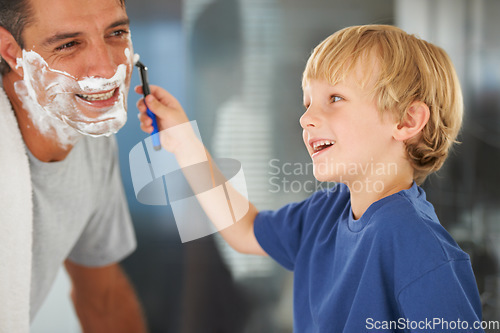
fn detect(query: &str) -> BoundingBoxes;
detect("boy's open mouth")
[312,139,335,153]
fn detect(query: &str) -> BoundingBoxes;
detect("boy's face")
[300,71,400,185]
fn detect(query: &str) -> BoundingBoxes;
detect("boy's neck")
[349,173,414,220]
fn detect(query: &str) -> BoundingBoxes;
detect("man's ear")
[393,101,430,141]
[0,26,23,77]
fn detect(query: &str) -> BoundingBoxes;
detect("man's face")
[15,0,133,140]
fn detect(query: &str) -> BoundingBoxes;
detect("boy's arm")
[135,85,266,256]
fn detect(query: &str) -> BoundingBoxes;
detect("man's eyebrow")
[42,32,81,47]
[108,18,130,30]
[41,18,131,47]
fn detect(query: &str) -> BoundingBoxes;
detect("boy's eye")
[330,95,343,103]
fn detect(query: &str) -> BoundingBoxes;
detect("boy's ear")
[393,101,430,141]
[0,26,24,77]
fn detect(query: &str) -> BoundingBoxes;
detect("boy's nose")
[299,107,318,129]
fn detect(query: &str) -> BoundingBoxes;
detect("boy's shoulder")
[368,183,469,264]
[365,184,475,298]
[372,183,438,229]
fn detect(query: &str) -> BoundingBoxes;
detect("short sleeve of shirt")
[254,189,341,270]
[67,137,136,267]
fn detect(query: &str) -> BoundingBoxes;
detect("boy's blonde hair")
[302,25,463,184]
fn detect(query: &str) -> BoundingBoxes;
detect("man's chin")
[64,115,127,137]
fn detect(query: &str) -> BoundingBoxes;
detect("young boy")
[137,25,483,332]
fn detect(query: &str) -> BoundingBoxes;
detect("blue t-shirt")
[254,183,483,333]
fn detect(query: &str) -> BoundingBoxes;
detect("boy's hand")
[135,85,194,154]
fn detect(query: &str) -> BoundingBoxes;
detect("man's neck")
[3,72,76,162]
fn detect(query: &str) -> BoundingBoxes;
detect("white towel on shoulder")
[0,86,32,333]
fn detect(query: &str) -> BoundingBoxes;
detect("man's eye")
[56,41,77,51]
[110,29,129,37]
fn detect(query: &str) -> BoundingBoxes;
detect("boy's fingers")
[136,98,147,113]
[135,84,181,110]
[145,94,170,116]
[138,112,152,125]
[137,112,154,134]
[140,123,153,134]
[149,85,181,108]
[134,85,144,94]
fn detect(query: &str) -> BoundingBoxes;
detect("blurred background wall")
[32,0,500,332]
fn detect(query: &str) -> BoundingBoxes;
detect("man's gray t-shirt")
[27,135,136,320]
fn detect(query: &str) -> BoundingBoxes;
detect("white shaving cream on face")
[15,47,133,147]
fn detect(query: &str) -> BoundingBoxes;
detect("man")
[0,0,147,332]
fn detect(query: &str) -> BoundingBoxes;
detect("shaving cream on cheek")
[15,49,131,144]
[14,80,82,148]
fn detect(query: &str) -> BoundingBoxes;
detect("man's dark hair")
[0,0,125,75]
[0,0,33,74]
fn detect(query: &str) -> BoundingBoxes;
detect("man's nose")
[84,41,121,79]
